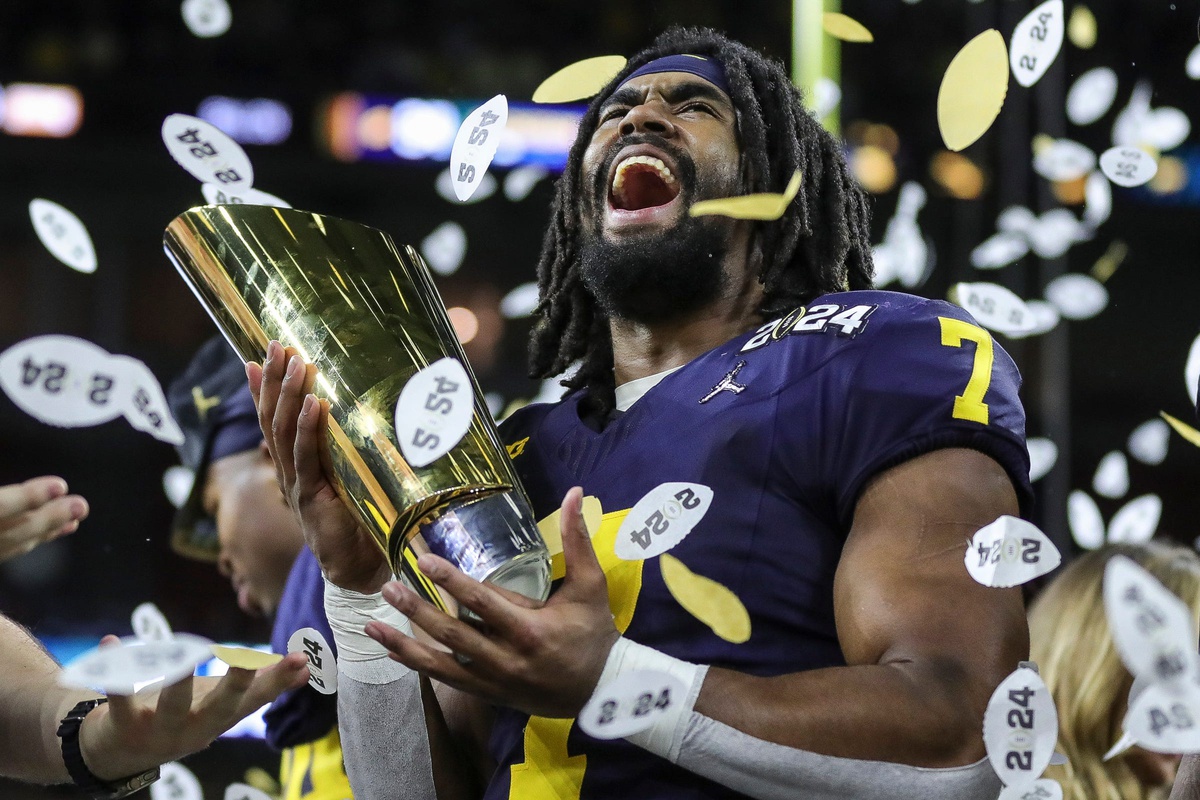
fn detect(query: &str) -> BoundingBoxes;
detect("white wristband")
[592,636,707,760]
[323,577,414,685]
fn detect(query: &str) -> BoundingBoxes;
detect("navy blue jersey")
[485,290,1032,800]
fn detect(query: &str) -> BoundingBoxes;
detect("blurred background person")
[0,475,88,561]
[1030,542,1200,800]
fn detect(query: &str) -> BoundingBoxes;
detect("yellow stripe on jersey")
[280,725,354,800]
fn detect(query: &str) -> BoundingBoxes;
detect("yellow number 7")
[939,317,993,425]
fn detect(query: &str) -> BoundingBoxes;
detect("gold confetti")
[937,30,1010,152]
[1089,240,1127,283]
[243,767,281,796]
[537,495,604,559]
[532,55,628,104]
[689,170,802,221]
[660,553,751,643]
[1068,5,1097,49]
[1161,411,1200,448]
[822,12,874,43]
[210,644,283,670]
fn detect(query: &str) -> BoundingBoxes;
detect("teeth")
[612,155,677,195]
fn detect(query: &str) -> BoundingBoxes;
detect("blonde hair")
[1028,542,1200,800]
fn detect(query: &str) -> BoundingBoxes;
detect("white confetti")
[1027,209,1092,260]
[162,465,195,509]
[1187,334,1200,408]
[1033,139,1096,182]
[419,221,467,277]
[28,199,97,274]
[224,784,273,800]
[1107,494,1162,544]
[1188,44,1200,80]
[1082,171,1112,228]
[132,602,173,643]
[500,282,540,319]
[152,763,203,800]
[1099,146,1158,188]
[998,206,1037,234]
[180,0,231,38]
[162,113,253,190]
[1104,555,1200,686]
[1028,438,1059,482]
[950,282,1037,336]
[112,355,186,445]
[614,483,713,561]
[984,665,1059,788]
[1112,81,1190,152]
[1068,490,1105,550]
[503,165,549,202]
[965,515,1061,588]
[813,77,842,119]
[1091,451,1129,499]
[1043,273,1108,320]
[59,634,213,695]
[971,232,1029,270]
[288,627,336,695]
[1066,67,1119,126]
[435,166,496,204]
[1009,0,1065,88]
[395,358,475,468]
[1102,730,1138,761]
[201,183,291,208]
[578,670,686,740]
[998,778,1063,800]
[1009,300,1060,340]
[449,95,508,203]
[1128,418,1171,466]
[872,182,930,288]
[1123,681,1200,754]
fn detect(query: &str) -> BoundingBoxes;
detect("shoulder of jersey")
[737,289,958,356]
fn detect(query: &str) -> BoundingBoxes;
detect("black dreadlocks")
[529,26,875,416]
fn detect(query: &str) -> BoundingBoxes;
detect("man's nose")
[619,102,676,138]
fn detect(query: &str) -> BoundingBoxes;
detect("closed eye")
[680,102,716,115]
[599,106,628,123]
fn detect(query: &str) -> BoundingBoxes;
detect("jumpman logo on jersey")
[192,386,221,421]
[699,360,747,404]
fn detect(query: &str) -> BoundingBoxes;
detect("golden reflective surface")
[163,205,546,604]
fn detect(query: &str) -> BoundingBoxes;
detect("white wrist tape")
[592,636,707,760]
[323,577,414,685]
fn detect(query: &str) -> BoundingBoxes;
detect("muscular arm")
[695,447,1028,766]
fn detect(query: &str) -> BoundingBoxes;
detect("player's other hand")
[0,476,88,562]
[78,636,309,781]
[247,340,388,594]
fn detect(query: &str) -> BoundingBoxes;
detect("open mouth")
[610,155,681,211]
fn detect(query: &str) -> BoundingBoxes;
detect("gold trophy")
[163,205,551,616]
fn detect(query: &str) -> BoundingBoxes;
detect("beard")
[578,136,736,325]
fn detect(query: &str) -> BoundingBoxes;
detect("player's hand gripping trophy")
[164,205,551,614]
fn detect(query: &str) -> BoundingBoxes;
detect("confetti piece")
[113,355,186,445]
[537,496,604,560]
[1068,490,1104,550]
[812,78,841,119]
[965,516,1061,588]
[180,0,231,39]
[436,166,496,204]
[1088,241,1126,285]
[1112,81,1191,152]
[532,55,628,104]
[999,778,1063,800]
[971,232,1029,270]
[578,670,686,739]
[1104,555,1200,686]
[1028,438,1059,481]
[1033,139,1096,182]
[1188,336,1200,408]
[503,165,549,201]
[1092,451,1129,499]
[153,763,203,800]
[395,358,474,468]
[689,170,802,221]
[615,483,713,561]
[1188,44,1200,80]
[1067,4,1097,49]
[287,627,336,695]
[1102,730,1137,761]
[60,634,214,695]
[1043,273,1108,320]
[500,282,540,319]
[1026,209,1092,259]
[420,221,467,276]
[983,665,1058,788]
[162,113,253,191]
[822,12,873,43]
[132,602,173,643]
[450,95,508,203]
[210,644,283,670]
[1066,67,1118,126]
[162,465,195,509]
[872,182,930,288]
[29,199,96,274]
[1107,494,1162,544]
[224,784,273,800]
[1123,681,1200,754]
[1162,411,1200,448]
[1099,146,1158,187]
[1010,0,1065,88]
[1082,171,1112,229]
[938,30,1010,151]
[949,282,1038,336]
[660,553,751,644]
[1128,418,1170,465]
[201,183,291,208]
[1008,300,1061,340]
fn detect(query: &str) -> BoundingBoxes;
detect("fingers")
[381,580,510,666]
[272,353,312,490]
[556,486,606,598]
[363,620,489,697]
[205,653,310,719]
[293,394,327,506]
[154,673,195,721]
[0,476,66,519]
[411,555,533,631]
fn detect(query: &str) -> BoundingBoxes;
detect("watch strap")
[56,698,160,798]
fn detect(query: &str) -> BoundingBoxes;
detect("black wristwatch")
[56,698,160,799]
